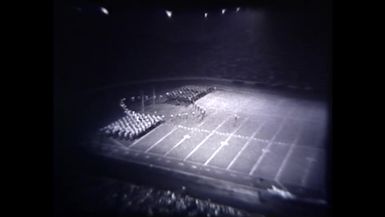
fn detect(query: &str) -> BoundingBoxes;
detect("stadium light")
[165,10,172,18]
[204,13,208,18]
[100,7,109,15]
[236,7,240,12]
[221,9,226,14]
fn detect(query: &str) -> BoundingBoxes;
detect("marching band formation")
[165,86,213,120]
[165,86,215,105]
[191,103,206,120]
[99,98,164,140]
[100,86,215,140]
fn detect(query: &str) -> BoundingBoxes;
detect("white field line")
[274,122,305,182]
[163,135,190,157]
[183,117,231,161]
[248,105,298,176]
[248,118,287,176]
[301,156,318,187]
[129,124,164,148]
[226,118,269,170]
[144,127,178,153]
[203,117,249,166]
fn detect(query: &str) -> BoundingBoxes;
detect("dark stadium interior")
[54,0,332,217]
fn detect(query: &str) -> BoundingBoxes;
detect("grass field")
[92,85,328,200]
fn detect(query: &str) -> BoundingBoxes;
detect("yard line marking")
[178,125,210,133]
[183,117,231,161]
[190,96,246,163]
[178,125,263,142]
[226,118,268,170]
[274,121,305,182]
[144,127,178,153]
[129,124,164,148]
[163,134,191,157]
[183,153,259,178]
[248,105,299,176]
[301,157,317,187]
[248,117,288,176]
[204,117,249,166]
[127,147,182,161]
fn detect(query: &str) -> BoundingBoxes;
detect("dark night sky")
[54,0,331,94]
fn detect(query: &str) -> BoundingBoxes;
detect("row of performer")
[165,86,215,104]
[100,109,164,140]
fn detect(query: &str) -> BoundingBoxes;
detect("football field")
[93,86,328,200]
